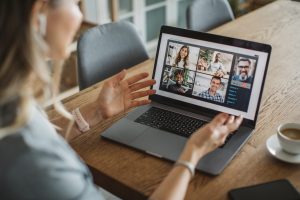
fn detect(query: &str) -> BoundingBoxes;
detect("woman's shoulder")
[0,106,103,200]
[0,103,83,165]
[0,135,101,199]
[0,105,84,173]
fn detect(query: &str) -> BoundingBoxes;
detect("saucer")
[266,134,300,164]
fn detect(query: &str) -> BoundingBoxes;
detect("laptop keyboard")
[135,107,234,148]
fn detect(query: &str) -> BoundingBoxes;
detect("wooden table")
[47,1,300,199]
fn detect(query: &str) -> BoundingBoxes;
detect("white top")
[209,62,225,73]
[176,60,185,68]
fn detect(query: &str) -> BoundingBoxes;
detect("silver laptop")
[102,26,271,175]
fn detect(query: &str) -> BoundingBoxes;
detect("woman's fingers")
[236,115,243,123]
[129,79,156,92]
[233,115,243,129]
[212,113,243,129]
[106,69,127,87]
[225,115,235,124]
[210,114,243,140]
[225,115,243,133]
[191,114,243,151]
[114,69,127,82]
[126,72,149,85]
[131,89,156,100]
[215,115,243,148]
[211,113,229,126]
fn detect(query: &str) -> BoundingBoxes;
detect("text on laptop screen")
[153,33,269,120]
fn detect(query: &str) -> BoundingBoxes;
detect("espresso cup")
[277,123,300,154]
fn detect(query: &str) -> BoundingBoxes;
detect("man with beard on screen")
[232,58,253,83]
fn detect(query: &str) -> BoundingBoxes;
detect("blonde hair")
[0,0,73,139]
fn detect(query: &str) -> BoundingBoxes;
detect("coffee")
[281,128,300,140]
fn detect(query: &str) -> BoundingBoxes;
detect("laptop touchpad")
[102,118,148,145]
[130,127,187,161]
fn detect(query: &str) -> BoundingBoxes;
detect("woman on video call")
[173,45,190,69]
[0,0,243,199]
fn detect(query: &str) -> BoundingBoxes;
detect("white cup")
[277,123,300,154]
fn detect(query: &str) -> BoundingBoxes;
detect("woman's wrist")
[78,101,104,127]
[179,143,207,166]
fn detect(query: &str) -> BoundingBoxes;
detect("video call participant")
[168,45,190,79]
[232,58,253,83]
[197,57,208,71]
[173,45,189,69]
[208,53,226,77]
[169,70,187,94]
[199,76,224,103]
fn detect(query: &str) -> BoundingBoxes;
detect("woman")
[0,0,243,199]
[173,45,190,69]
[197,57,208,71]
[208,52,226,77]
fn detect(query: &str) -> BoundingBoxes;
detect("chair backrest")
[186,0,234,32]
[77,21,149,90]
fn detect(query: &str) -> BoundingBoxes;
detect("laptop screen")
[152,30,270,121]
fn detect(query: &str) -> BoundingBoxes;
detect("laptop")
[102,26,272,175]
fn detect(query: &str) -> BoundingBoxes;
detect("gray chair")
[77,21,149,90]
[186,0,234,32]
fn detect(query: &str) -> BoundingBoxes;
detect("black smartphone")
[228,179,300,200]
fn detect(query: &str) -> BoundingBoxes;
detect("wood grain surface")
[47,1,300,199]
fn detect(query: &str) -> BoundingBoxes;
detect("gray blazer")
[0,104,104,200]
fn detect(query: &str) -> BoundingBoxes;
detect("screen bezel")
[150,26,272,128]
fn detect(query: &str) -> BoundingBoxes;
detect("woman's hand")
[150,114,242,200]
[180,113,243,165]
[97,70,156,119]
